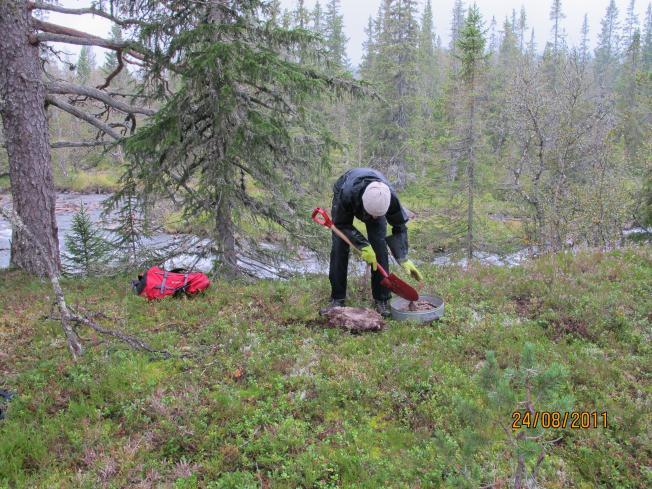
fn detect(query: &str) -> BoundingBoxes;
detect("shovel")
[312,207,419,302]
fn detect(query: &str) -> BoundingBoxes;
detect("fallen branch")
[0,206,169,360]
[69,307,170,358]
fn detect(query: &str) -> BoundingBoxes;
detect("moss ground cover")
[0,248,650,488]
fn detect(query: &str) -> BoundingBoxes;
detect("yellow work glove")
[401,259,423,281]
[359,245,378,271]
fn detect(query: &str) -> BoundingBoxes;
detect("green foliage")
[360,0,420,183]
[63,203,111,275]
[104,170,153,267]
[595,0,620,82]
[1,249,650,487]
[644,3,652,70]
[61,170,119,193]
[456,6,487,83]
[324,0,348,67]
[76,46,94,85]
[122,1,362,275]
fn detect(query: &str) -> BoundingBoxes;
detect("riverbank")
[1,248,650,487]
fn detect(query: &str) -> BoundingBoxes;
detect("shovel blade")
[381,274,419,302]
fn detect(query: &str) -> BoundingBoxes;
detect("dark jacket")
[331,168,409,261]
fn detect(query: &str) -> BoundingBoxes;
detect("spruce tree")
[518,6,528,52]
[105,170,152,267]
[367,0,419,184]
[617,29,648,159]
[450,0,466,55]
[63,203,111,276]
[580,13,591,65]
[549,0,566,56]
[419,0,435,60]
[488,16,498,56]
[456,4,486,261]
[361,15,376,75]
[643,3,652,69]
[623,0,640,50]
[294,0,309,30]
[122,1,361,277]
[76,46,94,85]
[596,0,621,80]
[499,17,519,69]
[312,1,324,36]
[324,0,348,67]
[103,25,123,72]
[417,0,437,99]
[527,28,537,57]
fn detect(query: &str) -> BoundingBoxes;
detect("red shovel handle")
[311,207,417,300]
[312,207,389,278]
[311,208,333,228]
[376,263,389,279]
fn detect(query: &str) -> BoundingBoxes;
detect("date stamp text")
[512,411,608,430]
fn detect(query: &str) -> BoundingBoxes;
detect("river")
[0,192,328,276]
[1,192,649,274]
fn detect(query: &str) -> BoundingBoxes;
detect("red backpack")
[132,267,211,300]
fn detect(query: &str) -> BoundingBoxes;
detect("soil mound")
[324,307,385,333]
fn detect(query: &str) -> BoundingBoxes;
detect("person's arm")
[385,196,409,262]
[386,197,422,280]
[331,196,369,249]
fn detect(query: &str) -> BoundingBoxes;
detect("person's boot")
[319,298,345,316]
[374,299,391,318]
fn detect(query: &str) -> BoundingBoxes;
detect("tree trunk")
[0,0,60,274]
[215,192,238,277]
[466,76,477,263]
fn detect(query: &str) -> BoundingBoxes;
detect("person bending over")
[319,168,422,317]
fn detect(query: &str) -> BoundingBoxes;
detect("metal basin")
[390,294,444,323]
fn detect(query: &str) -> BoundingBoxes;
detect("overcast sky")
[50,0,651,67]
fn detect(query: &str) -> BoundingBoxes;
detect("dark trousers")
[329,217,390,302]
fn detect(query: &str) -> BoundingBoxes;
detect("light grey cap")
[362,181,391,217]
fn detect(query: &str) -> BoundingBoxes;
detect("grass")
[0,248,650,488]
[56,170,120,194]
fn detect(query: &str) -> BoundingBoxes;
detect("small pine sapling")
[63,203,111,275]
[106,173,153,267]
[478,343,572,489]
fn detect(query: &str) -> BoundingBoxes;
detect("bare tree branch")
[30,19,146,61]
[96,50,124,90]
[46,94,122,140]
[46,81,155,115]
[50,141,113,149]
[27,1,144,27]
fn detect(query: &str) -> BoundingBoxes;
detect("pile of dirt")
[401,300,437,312]
[323,307,385,333]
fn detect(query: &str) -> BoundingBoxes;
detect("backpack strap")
[173,272,190,297]
[159,271,169,294]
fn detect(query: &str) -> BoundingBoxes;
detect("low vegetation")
[1,249,649,488]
